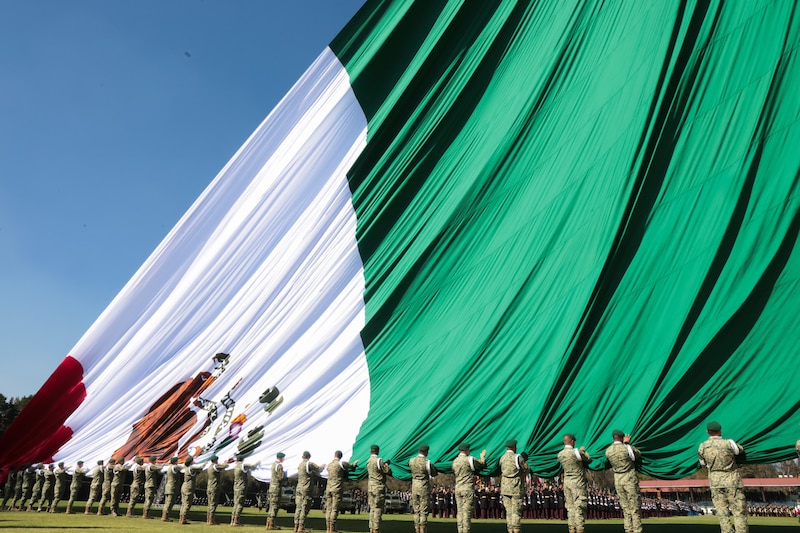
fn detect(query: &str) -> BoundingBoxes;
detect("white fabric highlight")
[54,47,369,481]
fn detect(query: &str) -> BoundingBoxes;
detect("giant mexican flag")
[2,1,800,481]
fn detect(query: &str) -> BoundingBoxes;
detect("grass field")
[1,507,798,532]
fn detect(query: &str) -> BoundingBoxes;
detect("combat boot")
[179,513,189,525]
[161,508,172,522]
[331,520,340,533]
[65,503,73,514]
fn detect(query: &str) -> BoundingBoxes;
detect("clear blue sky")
[0,1,366,398]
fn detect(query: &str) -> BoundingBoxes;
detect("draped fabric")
[333,0,800,478]
[1,0,799,482]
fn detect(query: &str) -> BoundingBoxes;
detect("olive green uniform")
[2,469,16,509]
[500,451,529,532]
[698,437,747,533]
[557,446,590,533]
[452,453,484,533]
[326,458,355,527]
[295,458,323,530]
[110,463,128,515]
[66,466,87,513]
[17,466,35,510]
[28,467,44,510]
[409,454,438,528]
[11,468,24,509]
[126,463,145,517]
[37,468,55,511]
[206,462,228,524]
[51,466,67,512]
[97,464,114,514]
[141,462,162,519]
[84,465,103,513]
[367,454,390,531]
[179,464,203,521]
[161,464,183,521]
[231,461,258,525]
[605,442,642,533]
[268,460,284,521]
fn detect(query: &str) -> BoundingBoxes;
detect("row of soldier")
[2,424,795,533]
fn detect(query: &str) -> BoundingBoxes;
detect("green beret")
[370,444,380,453]
[276,452,285,458]
[135,457,144,464]
[170,457,179,464]
[77,461,84,465]
[458,443,470,452]
[58,462,65,467]
[236,454,245,461]
[150,456,158,462]
[707,421,722,432]
[418,444,430,453]
[612,429,625,438]
[185,457,194,466]
[506,439,517,448]
[108,458,116,464]
[302,451,311,459]
[97,460,104,465]
[564,433,577,442]
[210,455,219,461]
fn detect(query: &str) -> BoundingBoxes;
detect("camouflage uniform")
[605,442,641,533]
[66,464,87,514]
[110,462,128,516]
[126,462,145,517]
[268,459,284,526]
[37,467,55,511]
[11,467,24,510]
[367,453,390,532]
[326,457,356,531]
[698,437,747,533]
[179,463,203,523]
[142,461,162,519]
[28,466,44,511]
[452,451,485,533]
[500,450,529,532]
[206,460,228,525]
[409,453,438,530]
[97,463,114,514]
[161,463,183,521]
[231,460,258,526]
[51,465,67,512]
[557,446,590,533]
[84,464,103,514]
[2,468,16,509]
[295,457,323,531]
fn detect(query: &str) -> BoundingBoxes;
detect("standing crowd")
[2,423,797,533]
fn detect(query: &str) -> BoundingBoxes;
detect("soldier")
[1,466,16,510]
[97,458,115,515]
[295,451,325,533]
[452,443,487,533]
[267,452,286,530]
[409,444,438,533]
[326,451,357,533]
[142,456,162,520]
[205,454,228,525]
[27,464,45,512]
[500,440,530,533]
[231,454,260,527]
[84,460,104,514]
[367,444,391,533]
[179,456,204,524]
[161,457,182,522]
[698,421,748,533]
[65,461,86,514]
[126,457,145,517]
[10,465,25,511]
[110,457,128,516]
[605,430,642,533]
[37,464,56,512]
[18,464,35,512]
[50,462,67,513]
[557,433,591,533]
